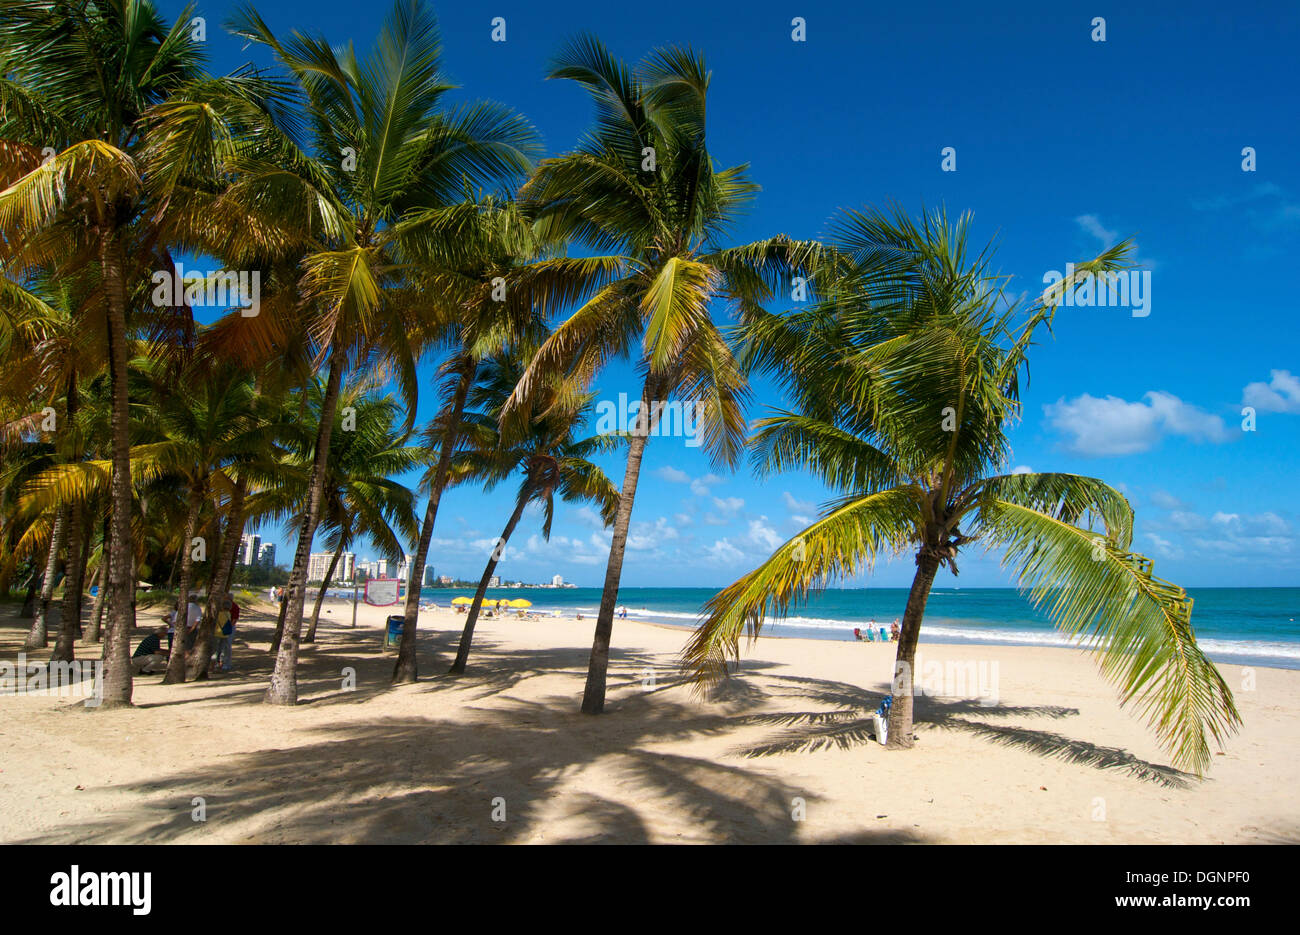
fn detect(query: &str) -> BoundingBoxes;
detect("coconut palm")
[255,381,423,644]
[682,207,1240,776]
[506,36,820,713]
[229,0,542,703]
[1,274,113,658]
[0,0,308,705]
[446,355,621,673]
[383,193,621,683]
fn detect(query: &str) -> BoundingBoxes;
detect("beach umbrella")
[509,598,532,608]
[451,596,473,605]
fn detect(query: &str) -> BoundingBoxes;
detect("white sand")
[1,598,1296,844]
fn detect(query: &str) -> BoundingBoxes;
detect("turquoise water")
[418,586,1300,670]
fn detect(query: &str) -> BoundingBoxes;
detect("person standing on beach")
[184,598,202,648]
[213,597,235,672]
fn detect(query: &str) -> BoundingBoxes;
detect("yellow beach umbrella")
[509,598,532,608]
[451,596,473,605]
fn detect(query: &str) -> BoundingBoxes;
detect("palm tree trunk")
[52,503,87,662]
[20,572,39,618]
[99,230,136,708]
[85,515,109,643]
[304,535,346,643]
[162,485,205,684]
[26,507,67,649]
[191,480,245,680]
[885,551,941,749]
[580,409,651,715]
[270,595,289,654]
[392,359,475,684]
[449,490,531,675]
[266,347,345,705]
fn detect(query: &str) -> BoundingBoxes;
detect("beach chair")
[864,627,876,642]
[383,615,403,651]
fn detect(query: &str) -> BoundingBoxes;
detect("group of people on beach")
[854,619,901,643]
[131,593,240,674]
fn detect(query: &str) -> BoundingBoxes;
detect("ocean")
[417,585,1300,670]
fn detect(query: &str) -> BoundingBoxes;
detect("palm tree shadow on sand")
[719,673,1193,789]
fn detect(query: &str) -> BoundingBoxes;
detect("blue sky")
[175,0,1299,588]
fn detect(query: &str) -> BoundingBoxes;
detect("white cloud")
[690,473,723,497]
[654,465,691,483]
[1242,369,1300,414]
[705,539,745,565]
[570,505,606,529]
[1146,533,1184,560]
[741,517,784,553]
[1145,510,1294,565]
[1044,391,1232,456]
[782,491,816,513]
[1076,214,1117,249]
[1075,214,1155,269]
[626,516,679,551]
[1149,489,1184,510]
[1010,465,1033,475]
[1168,511,1207,531]
[704,496,745,526]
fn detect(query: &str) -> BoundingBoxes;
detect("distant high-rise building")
[257,542,276,568]
[438,574,453,585]
[238,534,261,566]
[307,552,334,582]
[423,565,436,586]
[551,574,564,587]
[340,552,355,582]
[376,559,389,578]
[489,575,501,588]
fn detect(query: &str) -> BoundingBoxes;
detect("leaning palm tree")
[266,382,423,644]
[383,193,621,683]
[447,355,621,673]
[683,207,1240,776]
[230,0,541,703]
[507,36,820,713]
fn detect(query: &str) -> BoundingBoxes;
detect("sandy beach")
[2,598,1297,845]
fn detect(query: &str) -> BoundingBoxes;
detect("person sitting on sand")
[890,620,900,641]
[132,626,169,674]
[853,627,864,641]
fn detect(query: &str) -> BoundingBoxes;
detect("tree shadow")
[8,699,931,844]
[714,672,1192,788]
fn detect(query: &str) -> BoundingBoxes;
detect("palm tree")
[127,357,279,682]
[230,0,541,703]
[0,0,302,706]
[507,36,820,713]
[260,381,422,644]
[383,194,620,683]
[447,356,621,673]
[682,207,1240,776]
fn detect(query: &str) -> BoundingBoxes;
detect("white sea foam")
[619,607,1300,665]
